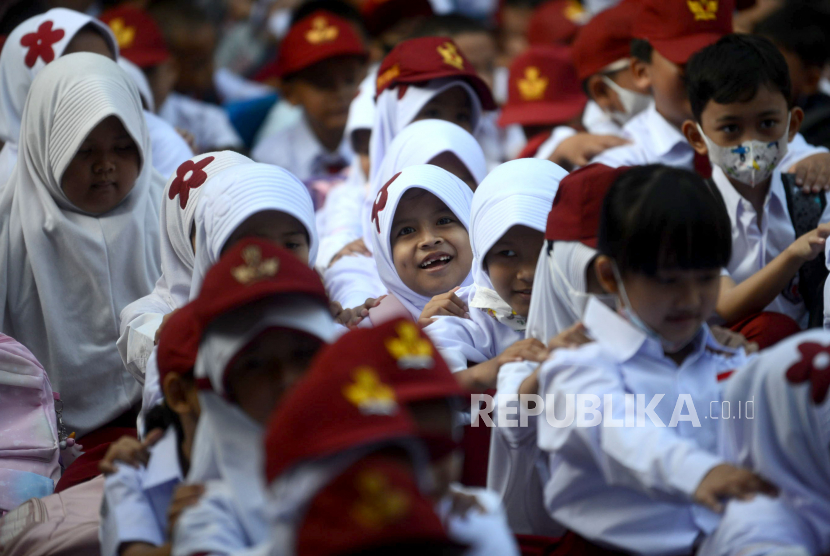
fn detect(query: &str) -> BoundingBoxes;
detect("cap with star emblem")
[375,36,496,111]
[99,5,169,68]
[572,0,638,81]
[498,45,587,127]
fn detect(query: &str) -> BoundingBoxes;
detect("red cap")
[545,163,630,247]
[156,304,200,386]
[498,46,587,127]
[265,10,367,79]
[296,453,461,555]
[633,0,735,65]
[572,0,638,81]
[99,5,169,68]
[191,238,329,328]
[376,36,496,111]
[527,0,589,47]
[361,0,434,37]
[264,322,420,483]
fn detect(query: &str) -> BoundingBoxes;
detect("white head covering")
[117,57,155,113]
[190,163,318,298]
[0,53,162,436]
[721,329,830,542]
[369,77,482,183]
[338,70,376,194]
[0,8,118,146]
[362,118,487,249]
[370,164,474,320]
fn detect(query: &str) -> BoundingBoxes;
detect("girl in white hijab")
[0,53,164,437]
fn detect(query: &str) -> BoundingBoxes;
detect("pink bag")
[0,334,60,513]
[366,294,414,326]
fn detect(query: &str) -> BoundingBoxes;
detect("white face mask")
[601,76,652,126]
[697,115,790,187]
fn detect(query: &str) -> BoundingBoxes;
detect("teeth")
[420,255,451,269]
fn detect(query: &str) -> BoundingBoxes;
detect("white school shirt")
[100,427,183,556]
[712,166,830,328]
[537,298,750,555]
[251,115,352,183]
[159,92,244,152]
[533,101,625,162]
[437,484,520,556]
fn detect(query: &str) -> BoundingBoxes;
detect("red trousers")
[728,311,801,350]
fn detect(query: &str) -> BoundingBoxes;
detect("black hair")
[0,0,47,35]
[630,38,653,63]
[412,14,494,39]
[290,0,366,35]
[754,1,830,69]
[686,34,792,122]
[144,372,195,476]
[597,165,731,276]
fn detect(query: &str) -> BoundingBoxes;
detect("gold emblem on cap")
[687,0,718,21]
[109,18,136,49]
[343,367,397,415]
[377,63,400,90]
[351,470,410,529]
[231,245,279,285]
[305,16,339,44]
[437,42,465,71]
[518,67,548,101]
[385,322,433,369]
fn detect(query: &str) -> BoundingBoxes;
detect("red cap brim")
[650,32,724,65]
[123,49,170,68]
[498,96,587,127]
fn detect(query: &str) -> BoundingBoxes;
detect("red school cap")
[156,304,200,385]
[572,0,639,81]
[632,0,735,65]
[498,45,587,127]
[545,163,630,247]
[375,36,496,111]
[98,5,169,68]
[527,0,590,47]
[266,10,367,79]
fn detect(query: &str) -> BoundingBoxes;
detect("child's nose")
[92,154,116,174]
[418,228,442,247]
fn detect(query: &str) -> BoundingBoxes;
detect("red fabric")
[99,6,169,68]
[527,0,587,47]
[20,21,64,68]
[693,150,713,179]
[361,0,434,37]
[156,304,199,385]
[55,427,136,493]
[499,46,586,128]
[515,534,563,556]
[785,341,830,403]
[572,0,638,81]
[460,388,495,487]
[168,156,214,209]
[632,0,734,65]
[517,131,553,159]
[371,172,401,233]
[375,36,496,110]
[545,163,629,247]
[514,532,631,556]
[728,311,802,350]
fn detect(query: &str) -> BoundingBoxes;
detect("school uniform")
[536,298,750,555]
[438,484,520,556]
[159,92,244,152]
[100,427,183,556]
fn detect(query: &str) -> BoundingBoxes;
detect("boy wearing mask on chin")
[683,34,830,340]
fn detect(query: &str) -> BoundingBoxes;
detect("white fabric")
[252,99,303,148]
[699,330,830,556]
[536,298,750,555]
[143,111,194,180]
[0,53,163,436]
[533,126,578,162]
[0,142,17,188]
[475,111,526,171]
[118,58,154,113]
[437,485,520,556]
[582,99,625,136]
[370,164,474,320]
[158,92,244,151]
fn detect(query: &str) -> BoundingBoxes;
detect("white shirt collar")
[143,426,183,490]
[638,103,688,158]
[711,165,787,222]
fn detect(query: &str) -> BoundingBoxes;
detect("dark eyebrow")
[714,115,741,123]
[282,230,306,237]
[757,109,783,118]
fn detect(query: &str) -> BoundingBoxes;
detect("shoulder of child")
[538,341,610,385]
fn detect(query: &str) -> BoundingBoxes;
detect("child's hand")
[446,490,486,518]
[547,323,591,351]
[788,153,830,193]
[694,463,778,513]
[497,338,549,366]
[709,326,759,354]
[786,222,830,262]
[418,287,469,327]
[98,429,164,475]
[166,483,206,538]
[549,133,629,170]
[154,309,179,345]
[329,238,371,267]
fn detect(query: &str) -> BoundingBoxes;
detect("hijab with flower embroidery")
[0,54,163,436]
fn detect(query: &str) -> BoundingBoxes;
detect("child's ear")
[630,58,651,93]
[682,120,708,155]
[163,374,195,414]
[787,107,804,141]
[586,75,612,110]
[594,255,619,296]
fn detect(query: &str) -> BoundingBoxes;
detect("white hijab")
[467,159,567,329]
[370,164,474,320]
[190,163,318,299]
[0,53,163,436]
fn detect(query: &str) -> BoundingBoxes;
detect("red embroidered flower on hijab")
[168,156,214,209]
[371,172,401,233]
[785,342,830,404]
[20,21,65,68]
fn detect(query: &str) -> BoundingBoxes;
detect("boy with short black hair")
[682,33,830,335]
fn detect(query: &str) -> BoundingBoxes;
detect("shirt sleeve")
[537,351,724,502]
[493,361,538,448]
[322,254,387,310]
[426,314,495,372]
[780,132,829,170]
[100,467,166,556]
[171,487,249,556]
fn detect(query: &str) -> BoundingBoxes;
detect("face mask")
[601,76,652,126]
[697,115,790,187]
[549,254,615,319]
[610,262,698,354]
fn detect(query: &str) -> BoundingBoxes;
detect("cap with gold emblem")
[99,5,169,68]
[499,45,587,127]
[375,36,496,111]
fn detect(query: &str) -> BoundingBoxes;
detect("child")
[681,34,830,336]
[0,53,164,438]
[537,165,772,555]
[172,239,336,556]
[593,0,830,193]
[699,330,830,556]
[367,164,474,324]
[252,11,368,182]
[426,159,567,394]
